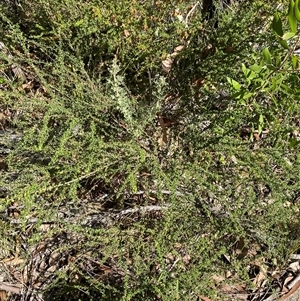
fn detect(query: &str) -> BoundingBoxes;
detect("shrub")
[0,0,299,300]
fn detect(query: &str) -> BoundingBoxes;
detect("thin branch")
[0,282,22,294]
[185,1,201,27]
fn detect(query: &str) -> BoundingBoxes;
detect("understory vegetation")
[0,0,300,300]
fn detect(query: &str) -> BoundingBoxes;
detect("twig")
[168,258,180,272]
[127,189,191,196]
[0,282,22,294]
[8,205,169,227]
[185,2,201,27]
[287,273,300,290]
[279,276,300,300]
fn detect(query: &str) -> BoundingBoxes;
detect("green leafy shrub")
[0,0,300,300]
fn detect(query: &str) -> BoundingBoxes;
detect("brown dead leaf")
[220,284,235,293]
[182,254,191,265]
[224,45,234,53]
[124,29,130,38]
[236,283,247,292]
[39,223,52,232]
[212,274,225,284]
[22,80,34,90]
[253,132,260,141]
[162,57,173,73]
[49,251,61,266]
[280,280,300,300]
[47,265,57,273]
[289,261,300,273]
[161,45,184,73]
[220,283,247,297]
[157,113,168,144]
[0,290,7,301]
[271,269,281,281]
[2,257,24,266]
[11,64,25,82]
[192,78,205,88]
[164,253,175,264]
[253,271,267,286]
[173,45,184,53]
[100,265,113,276]
[282,285,290,293]
[0,283,21,295]
[284,276,294,288]
[174,243,183,250]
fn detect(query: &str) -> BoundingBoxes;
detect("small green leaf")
[241,64,257,80]
[258,114,264,135]
[247,71,257,80]
[227,77,242,91]
[295,0,300,21]
[249,64,263,73]
[74,19,84,27]
[263,48,272,64]
[271,78,277,91]
[35,24,45,31]
[288,0,297,33]
[242,92,253,100]
[282,31,296,40]
[242,63,248,77]
[272,12,284,36]
[219,155,226,165]
[128,173,137,193]
[292,55,299,68]
[280,83,293,93]
[139,148,146,163]
[274,56,282,67]
[277,38,289,49]
[289,137,299,148]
